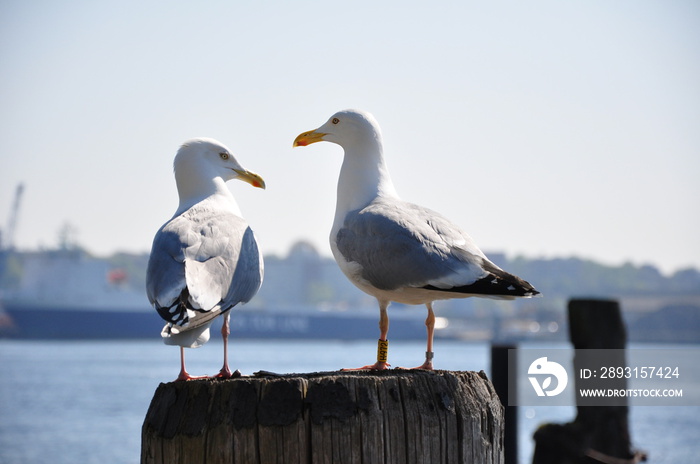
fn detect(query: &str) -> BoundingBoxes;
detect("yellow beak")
[293,129,326,147]
[233,169,266,189]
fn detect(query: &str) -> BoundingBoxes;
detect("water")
[0,339,698,464]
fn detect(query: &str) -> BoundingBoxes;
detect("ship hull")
[1,303,428,340]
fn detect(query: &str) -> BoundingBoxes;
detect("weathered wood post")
[491,344,518,464]
[141,369,504,464]
[532,298,643,464]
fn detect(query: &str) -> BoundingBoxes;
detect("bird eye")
[219,152,229,160]
[332,118,339,124]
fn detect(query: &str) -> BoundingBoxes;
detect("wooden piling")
[532,298,642,464]
[141,369,504,464]
[491,344,518,464]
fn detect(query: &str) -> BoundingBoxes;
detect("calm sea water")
[0,339,698,464]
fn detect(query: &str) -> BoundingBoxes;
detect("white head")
[173,137,265,211]
[293,109,383,152]
[293,109,398,215]
[174,137,265,187]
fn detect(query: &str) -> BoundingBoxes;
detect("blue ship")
[0,248,430,340]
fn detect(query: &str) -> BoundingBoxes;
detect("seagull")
[146,138,265,381]
[294,109,539,370]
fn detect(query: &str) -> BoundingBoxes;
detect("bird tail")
[155,287,236,335]
[157,298,235,348]
[161,320,214,348]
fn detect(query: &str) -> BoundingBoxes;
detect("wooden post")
[141,370,504,464]
[532,299,642,464]
[491,344,518,464]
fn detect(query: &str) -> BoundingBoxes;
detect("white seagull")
[294,109,539,370]
[146,138,265,381]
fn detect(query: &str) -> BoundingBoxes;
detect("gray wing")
[146,204,263,328]
[221,225,263,306]
[335,198,538,297]
[146,223,186,313]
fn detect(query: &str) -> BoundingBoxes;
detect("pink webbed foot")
[397,352,434,370]
[398,360,434,370]
[212,367,242,379]
[175,370,208,382]
[342,361,391,371]
[175,346,208,381]
[414,360,434,370]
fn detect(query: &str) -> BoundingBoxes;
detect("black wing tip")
[155,301,188,325]
[154,288,190,325]
[423,273,540,298]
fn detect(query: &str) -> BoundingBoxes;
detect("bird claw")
[213,368,241,379]
[396,361,434,371]
[341,361,391,371]
[175,370,208,382]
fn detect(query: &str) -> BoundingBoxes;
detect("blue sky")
[1,1,698,273]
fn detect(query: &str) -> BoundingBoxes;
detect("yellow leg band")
[377,339,389,363]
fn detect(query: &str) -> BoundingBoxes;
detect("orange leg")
[343,300,391,370]
[213,313,240,379]
[412,302,435,370]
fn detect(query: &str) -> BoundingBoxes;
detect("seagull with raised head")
[146,137,265,381]
[294,109,539,370]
